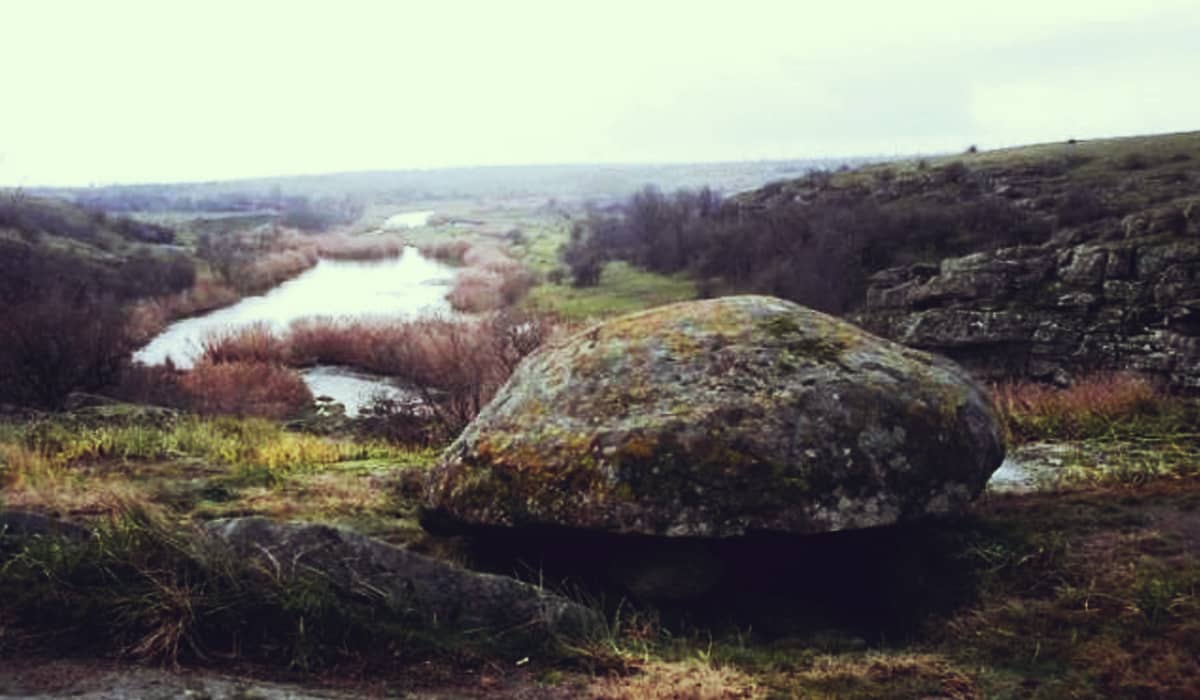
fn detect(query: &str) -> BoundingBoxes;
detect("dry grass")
[240,248,320,291]
[179,360,313,420]
[315,232,408,260]
[421,241,537,312]
[419,239,472,263]
[127,279,242,344]
[195,313,555,434]
[0,442,157,517]
[200,323,290,365]
[588,660,764,700]
[993,372,1185,441]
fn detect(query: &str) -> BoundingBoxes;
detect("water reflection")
[135,246,455,369]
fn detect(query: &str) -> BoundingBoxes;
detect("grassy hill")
[0,193,193,303]
[558,130,1200,316]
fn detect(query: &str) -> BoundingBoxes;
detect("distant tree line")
[44,187,366,232]
[561,177,1053,313]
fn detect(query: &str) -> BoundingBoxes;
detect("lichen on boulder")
[422,295,1005,539]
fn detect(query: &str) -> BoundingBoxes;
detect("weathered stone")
[0,510,91,542]
[205,517,599,643]
[857,231,1200,391]
[422,296,1004,540]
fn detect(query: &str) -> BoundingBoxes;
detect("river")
[135,246,455,415]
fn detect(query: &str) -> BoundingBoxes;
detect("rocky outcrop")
[856,220,1200,390]
[422,296,1004,540]
[205,517,599,644]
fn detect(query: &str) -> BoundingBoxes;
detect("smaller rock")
[0,510,91,542]
[205,517,600,645]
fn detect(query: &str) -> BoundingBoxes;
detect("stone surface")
[856,222,1200,391]
[205,517,599,644]
[422,295,1005,539]
[0,510,90,542]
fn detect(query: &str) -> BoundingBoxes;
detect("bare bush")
[0,290,132,409]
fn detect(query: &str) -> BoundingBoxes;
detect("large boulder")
[422,295,1005,539]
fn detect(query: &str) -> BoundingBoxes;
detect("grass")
[994,372,1199,443]
[523,261,699,321]
[0,415,428,534]
[572,475,1200,699]
[0,502,479,669]
[3,373,1200,695]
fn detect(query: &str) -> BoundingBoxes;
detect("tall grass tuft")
[993,372,1191,442]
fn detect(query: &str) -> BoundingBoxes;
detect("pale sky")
[2,0,1198,186]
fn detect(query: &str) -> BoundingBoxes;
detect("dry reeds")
[194,312,555,435]
[993,372,1181,441]
[179,360,313,420]
[445,242,536,312]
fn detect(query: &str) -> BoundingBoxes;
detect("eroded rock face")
[422,296,1005,539]
[856,221,1200,390]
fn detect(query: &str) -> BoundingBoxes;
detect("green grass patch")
[523,261,698,322]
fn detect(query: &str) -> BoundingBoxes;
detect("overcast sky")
[2,0,1197,186]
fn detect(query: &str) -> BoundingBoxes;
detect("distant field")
[523,261,698,321]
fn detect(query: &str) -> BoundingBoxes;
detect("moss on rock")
[422,296,1005,538]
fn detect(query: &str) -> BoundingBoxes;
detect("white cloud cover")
[1,0,1197,185]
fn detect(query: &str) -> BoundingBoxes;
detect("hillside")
[835,132,1200,389]
[0,193,192,303]
[563,131,1200,387]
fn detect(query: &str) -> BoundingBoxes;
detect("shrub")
[109,362,190,410]
[1118,151,1151,171]
[188,313,554,438]
[180,361,313,419]
[315,233,407,260]
[0,290,132,409]
[1056,187,1110,227]
[127,279,241,344]
[418,239,472,263]
[940,160,970,184]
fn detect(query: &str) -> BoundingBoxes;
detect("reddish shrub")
[179,311,554,433]
[200,323,290,365]
[0,291,132,409]
[110,362,189,410]
[180,360,313,419]
[419,240,471,263]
